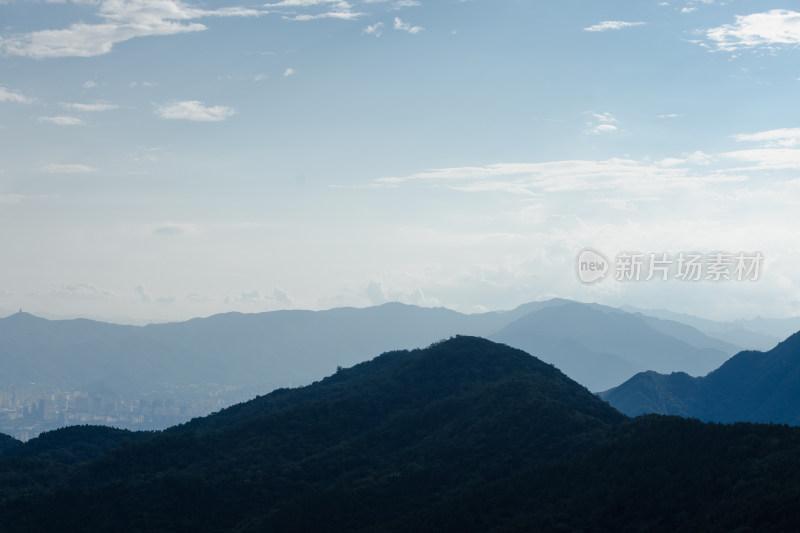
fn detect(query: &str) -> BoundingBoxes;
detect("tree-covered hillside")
[1,336,800,532]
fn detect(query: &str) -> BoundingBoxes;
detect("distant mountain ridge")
[0,300,745,399]
[602,330,800,424]
[490,302,733,391]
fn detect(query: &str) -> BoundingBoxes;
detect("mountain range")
[0,299,754,398]
[2,336,800,531]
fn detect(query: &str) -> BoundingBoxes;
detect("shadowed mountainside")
[2,336,800,531]
[602,330,800,424]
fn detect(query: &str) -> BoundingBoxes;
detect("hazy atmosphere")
[2,0,799,323]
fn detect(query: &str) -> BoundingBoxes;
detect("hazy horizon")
[2,296,799,328]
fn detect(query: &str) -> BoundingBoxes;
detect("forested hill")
[2,336,800,531]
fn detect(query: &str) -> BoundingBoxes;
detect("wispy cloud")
[38,116,87,126]
[371,158,742,196]
[283,67,295,77]
[705,10,800,52]
[0,86,35,104]
[265,0,362,21]
[60,102,118,112]
[363,22,384,36]
[0,194,31,205]
[41,163,97,173]
[584,111,619,135]
[1,0,262,59]
[394,17,422,34]
[155,101,235,122]
[733,127,800,148]
[584,20,645,32]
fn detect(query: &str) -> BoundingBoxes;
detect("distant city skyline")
[2,1,800,322]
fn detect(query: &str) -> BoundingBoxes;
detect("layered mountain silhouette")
[602,330,800,424]
[490,302,733,391]
[622,305,783,351]
[3,337,800,531]
[0,300,743,400]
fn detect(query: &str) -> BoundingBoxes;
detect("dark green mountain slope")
[0,433,19,454]
[0,336,623,531]
[603,330,800,424]
[4,336,800,532]
[407,415,800,532]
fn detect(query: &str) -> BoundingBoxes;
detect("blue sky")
[1,0,800,323]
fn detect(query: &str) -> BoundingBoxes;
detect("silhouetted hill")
[0,425,149,463]
[0,336,623,530]
[491,302,731,391]
[603,330,800,424]
[3,336,800,531]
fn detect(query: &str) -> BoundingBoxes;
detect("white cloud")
[289,11,360,20]
[393,0,420,8]
[371,157,745,197]
[584,111,619,134]
[38,116,87,126]
[155,100,235,121]
[363,22,384,36]
[722,148,800,170]
[265,0,362,21]
[82,80,99,89]
[0,86,35,104]
[1,0,261,59]
[584,20,645,32]
[41,163,97,173]
[686,150,713,165]
[265,0,346,6]
[283,67,295,77]
[587,124,618,134]
[658,157,685,167]
[393,17,422,34]
[61,102,118,112]
[733,127,800,148]
[591,111,617,123]
[705,10,800,52]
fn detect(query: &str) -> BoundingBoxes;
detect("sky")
[1,0,800,324]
